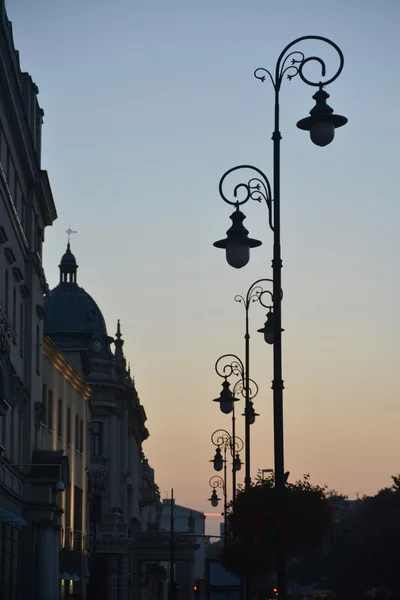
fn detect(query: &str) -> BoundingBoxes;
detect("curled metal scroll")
[211,428,231,448]
[254,35,344,92]
[235,278,283,312]
[233,377,259,402]
[219,165,274,231]
[211,428,244,455]
[209,475,224,489]
[215,354,245,381]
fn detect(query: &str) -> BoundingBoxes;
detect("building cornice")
[43,337,91,401]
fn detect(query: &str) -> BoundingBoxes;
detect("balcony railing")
[65,527,72,550]
[73,529,82,552]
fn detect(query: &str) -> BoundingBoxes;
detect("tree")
[219,474,333,578]
[288,475,400,600]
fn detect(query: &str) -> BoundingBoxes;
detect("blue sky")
[7,0,400,534]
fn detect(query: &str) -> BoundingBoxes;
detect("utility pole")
[169,488,175,600]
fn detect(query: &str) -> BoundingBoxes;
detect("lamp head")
[211,447,224,472]
[214,207,262,268]
[243,401,259,425]
[233,453,242,472]
[257,309,275,345]
[212,379,238,414]
[209,489,220,507]
[297,88,347,147]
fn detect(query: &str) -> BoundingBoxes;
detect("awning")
[0,506,28,526]
[58,573,80,582]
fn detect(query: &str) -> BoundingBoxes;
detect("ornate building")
[45,243,150,600]
[0,1,60,598]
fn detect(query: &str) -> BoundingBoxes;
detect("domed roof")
[45,284,107,337]
[44,243,107,337]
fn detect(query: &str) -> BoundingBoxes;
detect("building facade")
[41,335,93,599]
[45,244,150,600]
[0,2,58,598]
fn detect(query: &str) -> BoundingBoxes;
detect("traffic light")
[273,588,278,596]
[193,584,199,597]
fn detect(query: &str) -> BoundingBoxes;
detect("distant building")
[161,499,206,581]
[44,244,151,599]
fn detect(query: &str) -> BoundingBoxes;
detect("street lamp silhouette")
[213,355,258,490]
[213,35,347,600]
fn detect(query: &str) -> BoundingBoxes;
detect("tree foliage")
[219,474,332,577]
[288,475,400,599]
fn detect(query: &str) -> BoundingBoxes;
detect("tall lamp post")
[213,36,347,600]
[208,475,226,541]
[210,428,243,503]
[213,355,258,489]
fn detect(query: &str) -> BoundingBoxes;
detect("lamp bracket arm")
[255,35,344,92]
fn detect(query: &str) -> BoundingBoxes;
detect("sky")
[6,0,400,536]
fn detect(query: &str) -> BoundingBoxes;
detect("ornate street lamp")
[210,428,244,502]
[213,36,347,600]
[208,475,226,541]
[213,356,258,490]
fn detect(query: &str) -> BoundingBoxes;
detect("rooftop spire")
[115,319,125,366]
[59,235,78,284]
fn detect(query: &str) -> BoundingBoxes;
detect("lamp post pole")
[208,476,227,542]
[234,278,274,488]
[213,36,347,600]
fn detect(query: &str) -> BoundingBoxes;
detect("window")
[67,408,71,445]
[75,415,79,452]
[57,398,63,438]
[74,487,83,531]
[19,303,23,357]
[35,325,40,374]
[47,390,53,430]
[90,422,103,457]
[79,419,83,454]
[4,270,8,314]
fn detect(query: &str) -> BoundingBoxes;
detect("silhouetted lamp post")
[213,36,347,600]
[210,428,243,503]
[208,475,227,542]
[213,355,258,489]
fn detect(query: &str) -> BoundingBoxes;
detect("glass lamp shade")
[220,397,234,414]
[310,120,335,146]
[257,311,277,345]
[226,240,250,269]
[212,447,224,472]
[248,407,256,425]
[245,402,259,425]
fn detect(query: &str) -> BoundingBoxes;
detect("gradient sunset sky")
[7,0,400,536]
